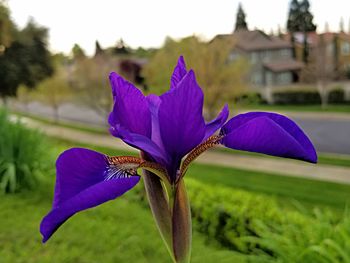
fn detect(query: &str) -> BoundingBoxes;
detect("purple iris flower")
[40,56,317,263]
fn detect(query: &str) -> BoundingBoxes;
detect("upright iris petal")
[220,112,317,163]
[109,72,151,137]
[170,55,187,89]
[40,148,140,242]
[108,73,168,164]
[159,70,206,176]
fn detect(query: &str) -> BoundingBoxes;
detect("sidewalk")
[18,116,350,185]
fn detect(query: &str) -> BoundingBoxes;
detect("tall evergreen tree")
[94,40,104,57]
[339,17,344,32]
[299,0,316,32]
[287,0,301,32]
[287,0,316,32]
[234,3,248,31]
[287,0,316,63]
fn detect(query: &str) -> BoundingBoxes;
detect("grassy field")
[0,181,246,263]
[2,135,350,262]
[217,147,350,168]
[54,138,350,210]
[188,163,350,210]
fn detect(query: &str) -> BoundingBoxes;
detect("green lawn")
[217,148,350,168]
[54,138,350,210]
[188,163,350,210]
[2,135,350,262]
[0,182,246,263]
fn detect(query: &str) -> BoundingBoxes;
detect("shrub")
[0,110,51,193]
[272,90,322,105]
[186,179,350,262]
[328,88,345,104]
[271,88,346,105]
[235,92,265,105]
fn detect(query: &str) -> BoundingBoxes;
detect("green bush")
[235,92,265,105]
[273,90,322,105]
[272,88,346,105]
[185,179,350,262]
[0,110,51,193]
[328,88,345,104]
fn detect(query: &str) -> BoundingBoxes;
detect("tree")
[94,40,104,57]
[339,17,344,32]
[113,38,130,55]
[287,0,301,33]
[234,3,248,32]
[71,43,86,60]
[70,55,115,117]
[300,34,334,108]
[0,1,15,49]
[0,11,53,102]
[299,0,316,32]
[287,0,316,63]
[143,36,249,118]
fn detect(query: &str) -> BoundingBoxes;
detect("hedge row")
[186,179,350,262]
[272,88,345,105]
[133,179,350,262]
[237,88,348,105]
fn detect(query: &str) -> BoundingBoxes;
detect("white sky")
[7,0,350,55]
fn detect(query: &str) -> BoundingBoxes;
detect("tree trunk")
[317,81,328,109]
[53,105,59,123]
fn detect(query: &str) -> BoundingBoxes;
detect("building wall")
[242,48,294,86]
[337,37,350,74]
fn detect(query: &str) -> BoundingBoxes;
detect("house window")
[280,49,291,58]
[250,52,259,63]
[341,42,350,55]
[276,72,291,85]
[229,52,239,61]
[251,72,262,85]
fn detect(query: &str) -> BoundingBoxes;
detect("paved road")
[14,116,350,185]
[11,101,350,155]
[294,118,350,155]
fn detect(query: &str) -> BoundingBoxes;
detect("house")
[285,31,350,79]
[213,30,303,87]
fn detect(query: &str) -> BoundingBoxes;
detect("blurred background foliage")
[143,36,249,118]
[1,1,350,262]
[0,110,52,194]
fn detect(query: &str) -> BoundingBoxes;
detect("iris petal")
[40,148,140,242]
[110,125,169,165]
[203,104,229,141]
[108,72,151,137]
[159,70,206,161]
[147,94,164,151]
[220,112,317,163]
[170,56,187,89]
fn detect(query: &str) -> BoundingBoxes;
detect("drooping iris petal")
[40,148,140,242]
[220,112,317,163]
[159,70,206,163]
[203,104,229,141]
[108,72,151,138]
[170,55,187,89]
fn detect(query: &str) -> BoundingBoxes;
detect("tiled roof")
[263,60,304,72]
[215,30,292,51]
